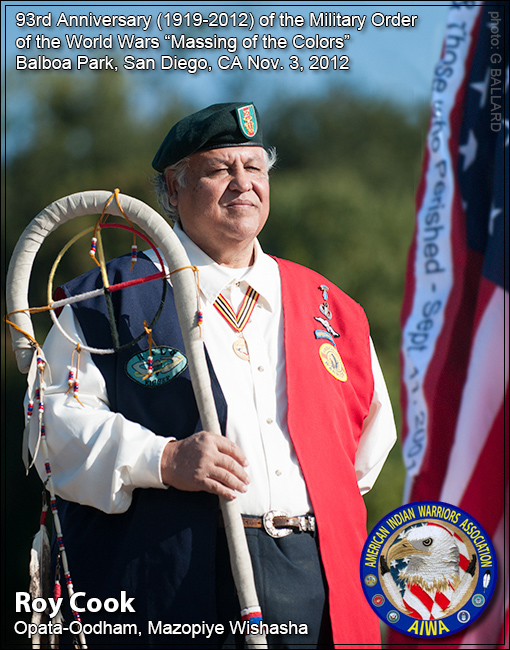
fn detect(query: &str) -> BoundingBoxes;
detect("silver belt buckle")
[262,510,293,538]
[297,515,316,533]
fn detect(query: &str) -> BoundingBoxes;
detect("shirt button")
[235,281,241,287]
[275,469,282,476]
[266,418,273,424]
[258,366,264,372]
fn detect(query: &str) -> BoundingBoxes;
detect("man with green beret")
[30,102,396,648]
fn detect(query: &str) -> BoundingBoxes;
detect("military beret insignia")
[236,104,258,139]
[152,102,265,171]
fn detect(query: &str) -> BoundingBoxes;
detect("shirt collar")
[173,223,278,312]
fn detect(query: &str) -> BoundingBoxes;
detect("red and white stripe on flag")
[389,1,508,647]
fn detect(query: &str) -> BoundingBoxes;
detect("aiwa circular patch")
[360,501,497,639]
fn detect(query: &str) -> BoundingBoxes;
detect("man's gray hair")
[154,147,277,224]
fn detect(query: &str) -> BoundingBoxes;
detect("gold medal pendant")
[233,337,250,361]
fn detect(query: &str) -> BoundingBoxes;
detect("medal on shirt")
[213,286,259,361]
[233,337,250,361]
[313,285,347,382]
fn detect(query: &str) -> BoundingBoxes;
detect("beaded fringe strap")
[31,354,87,648]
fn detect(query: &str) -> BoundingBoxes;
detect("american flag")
[389,1,508,646]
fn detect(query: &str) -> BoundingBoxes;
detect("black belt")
[220,510,316,538]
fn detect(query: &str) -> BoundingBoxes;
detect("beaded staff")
[6,190,267,649]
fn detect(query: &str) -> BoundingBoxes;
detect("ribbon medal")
[214,286,259,361]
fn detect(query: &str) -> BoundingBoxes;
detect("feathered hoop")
[5,190,267,648]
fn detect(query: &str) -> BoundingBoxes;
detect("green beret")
[152,102,264,172]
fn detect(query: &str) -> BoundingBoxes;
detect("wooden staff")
[6,190,267,648]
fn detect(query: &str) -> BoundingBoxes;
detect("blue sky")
[3,1,452,156]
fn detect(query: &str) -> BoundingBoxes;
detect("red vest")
[277,258,380,647]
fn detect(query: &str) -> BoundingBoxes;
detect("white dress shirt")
[28,225,396,515]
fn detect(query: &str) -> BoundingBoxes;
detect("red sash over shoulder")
[277,258,380,648]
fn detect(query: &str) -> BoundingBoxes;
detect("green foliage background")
[3,70,428,647]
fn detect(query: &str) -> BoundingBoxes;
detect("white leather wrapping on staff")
[6,190,267,647]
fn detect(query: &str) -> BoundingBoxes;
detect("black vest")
[55,253,228,647]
